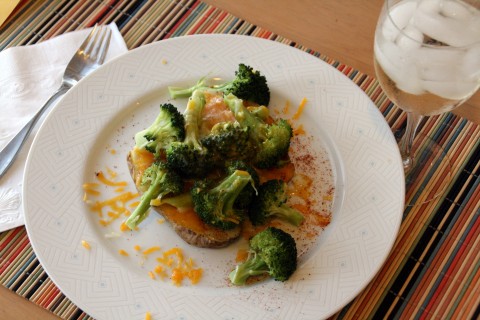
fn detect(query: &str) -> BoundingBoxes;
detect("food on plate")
[223,93,293,169]
[191,169,254,230]
[81,63,336,286]
[248,179,305,227]
[126,64,304,251]
[134,103,185,158]
[168,63,270,106]
[125,161,183,230]
[229,227,297,285]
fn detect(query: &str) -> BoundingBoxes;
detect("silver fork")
[0,24,112,179]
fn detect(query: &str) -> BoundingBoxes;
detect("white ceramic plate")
[24,34,404,320]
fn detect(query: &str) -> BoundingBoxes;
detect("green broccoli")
[134,103,185,157]
[247,105,270,121]
[249,179,304,227]
[229,227,297,285]
[168,63,270,106]
[191,169,254,230]
[201,122,254,165]
[224,93,293,169]
[168,76,207,100]
[125,161,183,229]
[166,90,211,177]
[254,119,292,168]
[225,160,259,210]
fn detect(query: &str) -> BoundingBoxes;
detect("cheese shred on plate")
[82,169,139,229]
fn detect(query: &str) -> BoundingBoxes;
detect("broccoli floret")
[247,105,270,121]
[166,90,211,177]
[168,64,270,106]
[201,122,254,164]
[214,63,270,106]
[224,93,293,169]
[249,179,304,227]
[134,103,185,157]
[125,161,183,229]
[254,119,292,169]
[191,170,254,230]
[229,227,297,285]
[225,160,259,210]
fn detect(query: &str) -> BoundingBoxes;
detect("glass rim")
[384,0,480,49]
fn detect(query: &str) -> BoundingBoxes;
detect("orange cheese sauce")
[158,204,230,241]
[201,91,236,134]
[130,147,155,185]
[235,248,249,262]
[256,161,295,184]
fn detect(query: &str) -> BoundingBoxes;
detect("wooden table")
[1,0,479,319]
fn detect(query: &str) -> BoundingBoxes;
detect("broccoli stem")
[125,174,163,229]
[168,77,207,99]
[229,252,269,286]
[212,170,253,222]
[270,205,305,227]
[224,93,267,141]
[183,90,206,150]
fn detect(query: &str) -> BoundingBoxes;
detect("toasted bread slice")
[127,150,241,248]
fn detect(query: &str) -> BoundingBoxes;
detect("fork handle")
[0,84,70,179]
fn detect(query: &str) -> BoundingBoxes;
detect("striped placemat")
[1,1,479,319]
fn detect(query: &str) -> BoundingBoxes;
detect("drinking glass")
[373,0,480,203]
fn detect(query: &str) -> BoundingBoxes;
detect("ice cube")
[461,45,480,81]
[418,62,458,82]
[414,2,480,47]
[396,66,425,95]
[417,0,441,16]
[382,0,418,41]
[396,23,424,50]
[389,0,418,29]
[422,80,479,100]
[382,15,402,42]
[375,39,424,95]
[416,46,464,63]
[440,0,473,20]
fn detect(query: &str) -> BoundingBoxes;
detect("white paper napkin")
[0,23,128,232]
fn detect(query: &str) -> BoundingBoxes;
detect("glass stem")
[399,112,424,171]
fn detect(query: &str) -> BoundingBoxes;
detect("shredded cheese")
[151,247,203,286]
[293,124,306,136]
[82,166,203,287]
[283,100,291,114]
[292,97,307,120]
[83,168,139,230]
[120,222,130,232]
[95,170,127,187]
[143,246,161,256]
[81,240,91,250]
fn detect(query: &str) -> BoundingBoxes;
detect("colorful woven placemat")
[1,1,479,319]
